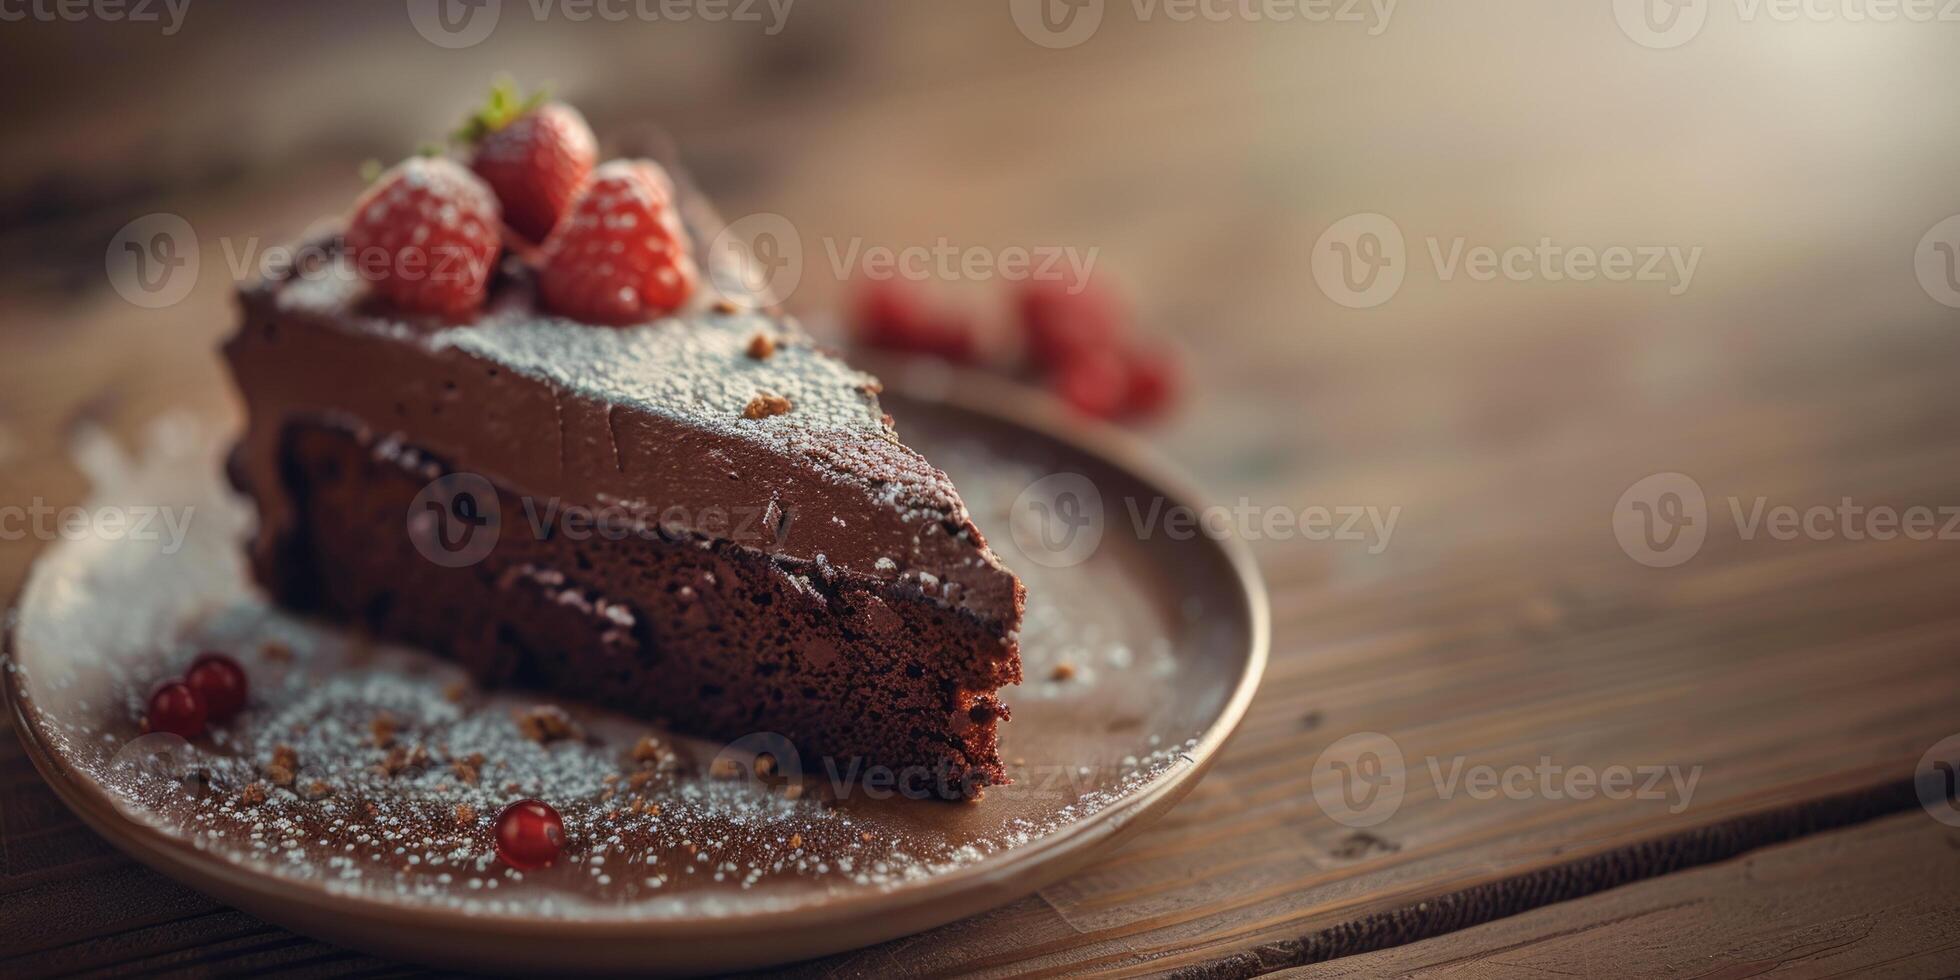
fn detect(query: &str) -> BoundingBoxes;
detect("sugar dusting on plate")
[6,414,1197,920]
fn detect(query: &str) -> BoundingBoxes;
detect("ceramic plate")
[4,368,1267,974]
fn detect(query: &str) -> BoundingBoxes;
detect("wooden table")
[5,3,1960,976]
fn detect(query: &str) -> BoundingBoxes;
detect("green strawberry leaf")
[453,77,549,145]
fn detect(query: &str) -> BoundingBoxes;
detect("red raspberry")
[539,159,698,325]
[1052,348,1130,419]
[852,280,978,363]
[345,156,503,319]
[185,652,248,722]
[466,99,597,242]
[1122,344,1182,417]
[1016,275,1128,371]
[144,680,207,739]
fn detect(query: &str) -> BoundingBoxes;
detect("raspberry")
[1016,275,1128,371]
[1052,348,1130,419]
[464,90,597,242]
[1122,344,1182,417]
[852,280,978,363]
[345,156,503,319]
[539,159,698,325]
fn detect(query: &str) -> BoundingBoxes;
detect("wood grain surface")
[5,2,1960,976]
[1279,812,1960,979]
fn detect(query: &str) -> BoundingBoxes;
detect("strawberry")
[344,156,502,318]
[538,159,698,324]
[460,84,597,242]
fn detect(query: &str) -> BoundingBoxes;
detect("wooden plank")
[1270,812,1960,979]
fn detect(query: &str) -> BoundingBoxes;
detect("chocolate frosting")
[225,231,1022,625]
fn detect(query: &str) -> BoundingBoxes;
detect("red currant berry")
[494,799,565,870]
[144,680,207,739]
[185,652,248,722]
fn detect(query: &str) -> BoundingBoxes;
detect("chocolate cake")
[223,180,1024,799]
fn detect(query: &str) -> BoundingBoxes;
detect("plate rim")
[3,372,1270,969]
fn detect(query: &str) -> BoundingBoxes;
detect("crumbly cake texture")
[224,238,1024,798]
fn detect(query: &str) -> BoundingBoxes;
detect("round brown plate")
[3,370,1268,975]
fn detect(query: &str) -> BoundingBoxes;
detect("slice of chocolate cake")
[223,159,1023,799]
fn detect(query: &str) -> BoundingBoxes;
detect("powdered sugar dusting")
[7,415,1215,923]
